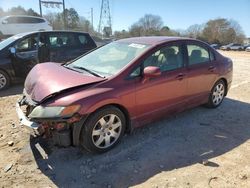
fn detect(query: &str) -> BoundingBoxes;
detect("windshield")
[67,41,150,77]
[0,35,23,50]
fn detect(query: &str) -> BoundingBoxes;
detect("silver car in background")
[220,43,244,51]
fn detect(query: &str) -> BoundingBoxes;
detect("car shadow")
[30,98,250,188]
[0,84,23,97]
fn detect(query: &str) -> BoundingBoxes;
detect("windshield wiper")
[72,66,105,78]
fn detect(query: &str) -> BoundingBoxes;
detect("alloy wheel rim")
[0,73,7,89]
[212,83,225,105]
[92,114,122,149]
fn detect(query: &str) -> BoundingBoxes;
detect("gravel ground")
[0,51,250,188]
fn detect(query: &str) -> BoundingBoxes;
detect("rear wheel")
[206,80,226,108]
[0,70,10,91]
[80,106,126,153]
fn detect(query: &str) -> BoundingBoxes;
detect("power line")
[39,0,66,29]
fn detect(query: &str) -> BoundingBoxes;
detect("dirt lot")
[0,50,250,188]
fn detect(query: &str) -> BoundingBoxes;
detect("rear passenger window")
[25,17,45,23]
[48,34,77,48]
[78,35,87,45]
[187,45,210,65]
[6,17,18,24]
[77,34,96,48]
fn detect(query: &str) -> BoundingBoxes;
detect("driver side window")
[130,44,183,77]
[143,45,183,72]
[16,35,39,52]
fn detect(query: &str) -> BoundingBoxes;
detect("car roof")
[2,15,46,19]
[117,36,193,45]
[11,30,91,36]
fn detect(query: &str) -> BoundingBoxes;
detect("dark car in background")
[0,31,97,90]
[220,43,244,51]
[16,37,233,153]
[210,43,220,50]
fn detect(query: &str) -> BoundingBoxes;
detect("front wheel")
[0,70,10,91]
[80,106,126,153]
[206,80,226,108]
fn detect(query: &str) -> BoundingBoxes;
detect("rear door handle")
[176,73,185,81]
[208,66,216,72]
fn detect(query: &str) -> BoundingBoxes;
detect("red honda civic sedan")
[16,37,233,153]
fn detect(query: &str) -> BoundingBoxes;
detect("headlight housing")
[28,105,81,119]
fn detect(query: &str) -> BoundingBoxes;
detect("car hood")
[24,63,105,102]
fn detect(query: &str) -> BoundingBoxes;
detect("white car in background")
[0,15,52,38]
[246,46,250,52]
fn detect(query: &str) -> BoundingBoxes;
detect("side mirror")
[9,47,16,54]
[2,20,8,24]
[143,66,161,79]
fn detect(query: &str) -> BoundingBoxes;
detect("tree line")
[0,6,94,34]
[115,14,246,45]
[0,6,246,44]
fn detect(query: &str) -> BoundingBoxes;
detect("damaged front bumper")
[15,91,86,147]
[16,101,43,135]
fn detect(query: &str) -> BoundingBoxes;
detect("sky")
[0,0,250,37]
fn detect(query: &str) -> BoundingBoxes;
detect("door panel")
[186,43,218,105]
[135,68,187,124]
[11,34,39,77]
[133,43,187,125]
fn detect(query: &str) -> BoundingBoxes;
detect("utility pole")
[62,0,66,29]
[91,8,93,30]
[98,0,112,38]
[39,0,42,16]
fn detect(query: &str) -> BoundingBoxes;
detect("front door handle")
[176,73,185,81]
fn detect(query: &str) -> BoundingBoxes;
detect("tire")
[206,80,226,108]
[80,106,126,153]
[0,70,10,91]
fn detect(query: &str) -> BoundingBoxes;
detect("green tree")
[185,24,203,39]
[8,6,27,15]
[0,7,5,17]
[44,12,63,30]
[114,30,130,39]
[27,8,40,17]
[64,8,79,29]
[160,26,177,36]
[129,14,163,36]
[129,23,143,36]
[0,6,40,17]
[77,16,94,33]
[202,18,245,44]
